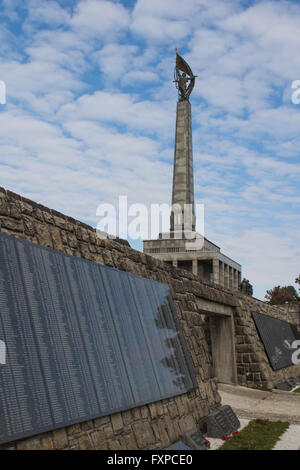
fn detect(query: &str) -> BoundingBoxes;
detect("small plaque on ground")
[166,441,193,451]
[275,382,293,391]
[287,378,298,387]
[181,429,206,450]
[204,408,233,438]
[221,405,240,431]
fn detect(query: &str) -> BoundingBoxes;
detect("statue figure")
[174,51,196,101]
[178,72,191,98]
[240,278,253,297]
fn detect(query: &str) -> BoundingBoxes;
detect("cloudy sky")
[0,0,299,300]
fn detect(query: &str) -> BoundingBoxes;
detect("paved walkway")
[218,383,300,424]
[273,425,300,450]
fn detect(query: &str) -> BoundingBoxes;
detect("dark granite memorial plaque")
[0,232,197,445]
[252,312,299,371]
[286,378,297,388]
[221,405,240,431]
[204,408,233,438]
[182,429,206,450]
[275,381,293,392]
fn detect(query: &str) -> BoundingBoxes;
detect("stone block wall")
[0,187,221,450]
[278,303,300,330]
[234,295,300,390]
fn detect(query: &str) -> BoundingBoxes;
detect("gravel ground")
[273,424,300,450]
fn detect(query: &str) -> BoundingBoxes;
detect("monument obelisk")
[170,52,196,236]
[143,52,242,289]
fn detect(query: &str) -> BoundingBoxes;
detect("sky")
[0,0,299,300]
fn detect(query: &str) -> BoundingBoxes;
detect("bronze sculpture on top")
[174,51,196,101]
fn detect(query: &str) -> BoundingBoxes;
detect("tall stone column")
[229,266,233,289]
[234,269,238,290]
[213,259,219,285]
[192,259,198,275]
[220,262,225,287]
[224,264,229,288]
[170,99,196,234]
[238,271,241,289]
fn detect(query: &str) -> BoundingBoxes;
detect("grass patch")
[293,387,300,393]
[220,419,289,450]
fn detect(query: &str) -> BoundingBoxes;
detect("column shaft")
[224,264,229,288]
[170,99,195,233]
[213,259,219,285]
[192,259,198,276]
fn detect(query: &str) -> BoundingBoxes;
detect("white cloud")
[58,90,174,137]
[0,0,20,21]
[0,58,83,116]
[0,111,83,166]
[122,70,159,86]
[131,15,190,42]
[131,0,237,39]
[94,43,139,79]
[25,0,71,27]
[70,0,130,38]
[221,229,300,299]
